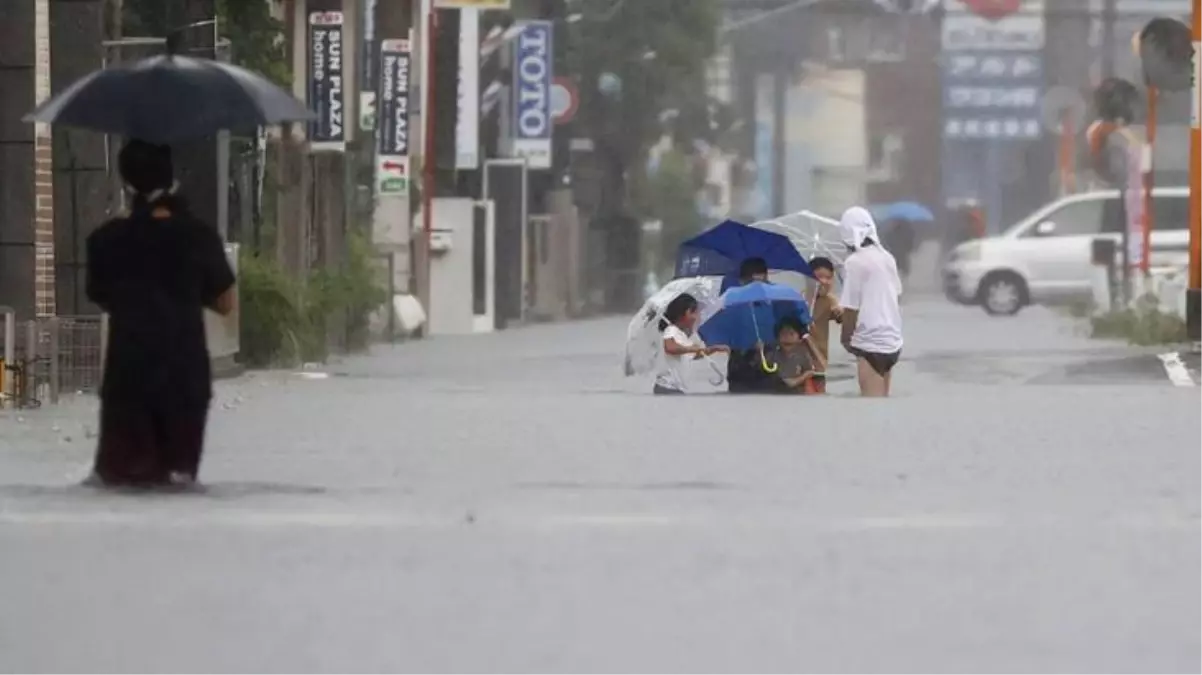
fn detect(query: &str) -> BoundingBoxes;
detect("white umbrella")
[624,277,723,381]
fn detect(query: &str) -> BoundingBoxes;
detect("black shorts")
[850,347,901,377]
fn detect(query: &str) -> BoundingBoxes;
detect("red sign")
[551,76,579,125]
[957,0,1022,21]
[382,161,407,174]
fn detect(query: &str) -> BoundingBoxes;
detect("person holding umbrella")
[837,206,903,398]
[23,33,313,488]
[84,140,236,488]
[724,257,774,393]
[699,277,814,395]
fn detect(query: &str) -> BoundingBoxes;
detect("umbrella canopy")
[25,53,314,144]
[624,277,721,376]
[870,201,935,223]
[753,210,848,267]
[698,282,811,352]
[675,219,813,283]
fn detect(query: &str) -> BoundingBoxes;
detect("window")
[1152,196,1189,230]
[1030,199,1106,237]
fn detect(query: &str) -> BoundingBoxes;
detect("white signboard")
[941,15,1045,51]
[456,8,480,169]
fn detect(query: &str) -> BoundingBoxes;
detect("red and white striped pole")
[1189,0,1201,340]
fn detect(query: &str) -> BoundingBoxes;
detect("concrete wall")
[784,68,866,217]
[427,197,476,335]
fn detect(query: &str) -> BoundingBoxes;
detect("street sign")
[308,11,346,151]
[377,156,409,196]
[941,3,1044,141]
[551,76,578,125]
[378,38,411,157]
[377,38,412,200]
[510,21,552,169]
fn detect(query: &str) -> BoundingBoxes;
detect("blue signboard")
[942,50,1043,140]
[511,20,552,169]
[940,6,1045,229]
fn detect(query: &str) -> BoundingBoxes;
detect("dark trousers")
[727,349,774,393]
[94,401,209,486]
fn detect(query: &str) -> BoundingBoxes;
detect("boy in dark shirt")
[726,257,774,393]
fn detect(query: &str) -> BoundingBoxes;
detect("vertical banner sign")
[308,11,346,151]
[456,8,481,169]
[377,39,412,198]
[360,0,378,132]
[940,0,1044,224]
[511,21,552,169]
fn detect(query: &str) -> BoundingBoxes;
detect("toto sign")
[510,20,552,169]
[957,0,1022,21]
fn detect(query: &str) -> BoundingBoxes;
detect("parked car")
[942,187,1192,315]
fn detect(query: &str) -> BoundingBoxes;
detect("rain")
[0,0,1199,671]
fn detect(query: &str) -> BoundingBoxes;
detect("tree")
[121,0,287,85]
[570,0,719,213]
[634,149,703,273]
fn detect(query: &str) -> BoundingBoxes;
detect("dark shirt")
[86,197,235,409]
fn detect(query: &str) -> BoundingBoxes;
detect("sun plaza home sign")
[309,11,346,150]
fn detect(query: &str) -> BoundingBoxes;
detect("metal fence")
[1,308,106,409]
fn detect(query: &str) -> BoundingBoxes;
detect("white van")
[942,187,1192,315]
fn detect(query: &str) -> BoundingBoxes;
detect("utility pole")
[1190,0,1200,342]
[1101,0,1116,79]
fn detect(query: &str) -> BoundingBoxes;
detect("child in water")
[655,293,728,395]
[767,316,826,394]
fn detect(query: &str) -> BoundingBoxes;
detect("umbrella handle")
[703,355,726,386]
[759,345,779,373]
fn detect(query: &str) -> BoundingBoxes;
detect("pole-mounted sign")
[510,20,552,169]
[308,11,346,151]
[377,38,412,197]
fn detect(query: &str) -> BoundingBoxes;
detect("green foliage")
[1090,294,1189,346]
[216,0,290,86]
[573,0,720,165]
[237,251,305,368]
[122,0,288,86]
[238,231,388,367]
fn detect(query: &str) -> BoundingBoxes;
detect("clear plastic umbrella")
[624,277,724,383]
[751,210,848,268]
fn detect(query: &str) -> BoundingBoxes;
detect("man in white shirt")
[837,206,904,397]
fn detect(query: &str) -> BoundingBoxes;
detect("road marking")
[0,509,1195,532]
[1158,352,1197,387]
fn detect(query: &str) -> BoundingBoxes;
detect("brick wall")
[33,0,55,318]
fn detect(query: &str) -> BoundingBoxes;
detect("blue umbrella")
[675,219,813,283]
[698,282,811,353]
[870,201,935,223]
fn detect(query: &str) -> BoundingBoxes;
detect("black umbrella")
[24,50,314,144]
